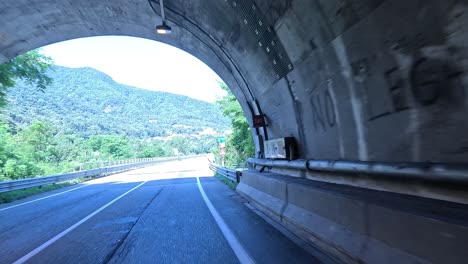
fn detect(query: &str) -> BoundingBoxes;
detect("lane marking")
[196,177,255,264]
[13,181,148,264]
[0,185,88,212]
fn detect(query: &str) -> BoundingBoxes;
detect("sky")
[41,36,226,103]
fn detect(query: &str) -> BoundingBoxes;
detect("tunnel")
[1,1,468,263]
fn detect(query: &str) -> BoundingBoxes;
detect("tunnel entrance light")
[155,0,171,34]
[156,23,171,34]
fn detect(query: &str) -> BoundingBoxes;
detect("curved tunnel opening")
[0,0,281,162]
[1,1,468,190]
[1,0,468,196]
[2,0,467,165]
[0,34,257,179]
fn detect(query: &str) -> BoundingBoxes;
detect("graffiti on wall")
[310,88,336,131]
[308,53,465,131]
[361,56,464,121]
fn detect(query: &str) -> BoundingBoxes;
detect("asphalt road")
[0,156,322,264]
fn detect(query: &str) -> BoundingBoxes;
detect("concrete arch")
[1,0,468,163]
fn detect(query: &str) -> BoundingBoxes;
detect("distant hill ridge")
[4,65,230,138]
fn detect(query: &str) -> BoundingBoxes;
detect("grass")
[215,173,238,190]
[0,177,91,204]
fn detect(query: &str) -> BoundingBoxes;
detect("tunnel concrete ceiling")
[1,0,467,163]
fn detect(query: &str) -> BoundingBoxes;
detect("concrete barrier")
[237,170,468,264]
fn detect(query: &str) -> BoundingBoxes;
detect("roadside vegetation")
[0,121,214,181]
[0,50,52,108]
[214,82,255,168]
[214,173,238,190]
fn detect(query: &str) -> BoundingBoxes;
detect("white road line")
[13,181,148,264]
[196,177,255,264]
[0,185,88,212]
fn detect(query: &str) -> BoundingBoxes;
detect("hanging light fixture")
[155,0,171,34]
[156,23,171,34]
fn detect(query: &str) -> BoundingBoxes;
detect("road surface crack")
[103,187,165,264]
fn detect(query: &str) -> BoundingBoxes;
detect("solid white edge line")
[0,185,88,212]
[13,181,148,264]
[196,177,255,264]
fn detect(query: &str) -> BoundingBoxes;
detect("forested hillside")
[4,66,230,138]
[0,64,231,181]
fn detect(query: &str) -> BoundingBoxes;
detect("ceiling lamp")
[156,23,171,34]
[156,0,171,34]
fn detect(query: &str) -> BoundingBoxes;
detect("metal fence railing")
[246,157,468,185]
[0,156,196,193]
[78,158,169,171]
[208,161,241,183]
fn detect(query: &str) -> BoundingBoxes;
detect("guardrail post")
[248,161,254,170]
[236,171,242,183]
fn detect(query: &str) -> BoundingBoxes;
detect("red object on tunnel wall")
[253,115,266,128]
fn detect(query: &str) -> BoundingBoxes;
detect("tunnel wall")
[259,0,468,163]
[238,169,468,264]
[1,0,467,163]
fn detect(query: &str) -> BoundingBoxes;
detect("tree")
[16,121,56,163]
[0,123,13,179]
[216,82,255,167]
[0,121,46,180]
[136,142,168,158]
[87,135,133,159]
[2,159,43,180]
[0,50,53,107]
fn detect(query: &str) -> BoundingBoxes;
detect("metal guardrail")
[0,156,197,193]
[208,161,241,183]
[247,157,468,184]
[78,157,170,171]
[246,158,307,171]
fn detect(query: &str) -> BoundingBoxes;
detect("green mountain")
[3,65,230,138]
